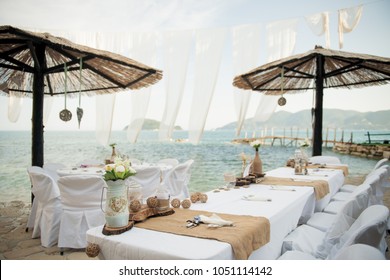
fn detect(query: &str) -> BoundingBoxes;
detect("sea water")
[0,129,385,203]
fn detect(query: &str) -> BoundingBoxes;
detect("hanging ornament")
[278,96,287,106]
[59,62,72,122]
[77,57,84,128]
[278,66,287,106]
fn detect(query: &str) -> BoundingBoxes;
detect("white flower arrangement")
[250,140,262,150]
[104,156,136,181]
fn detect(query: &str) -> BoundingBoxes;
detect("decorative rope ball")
[85,243,100,258]
[200,194,208,203]
[129,200,142,212]
[181,199,191,209]
[147,196,159,208]
[170,198,181,208]
[190,193,199,203]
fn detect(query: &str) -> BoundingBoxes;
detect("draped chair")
[158,158,179,167]
[308,156,341,165]
[278,244,386,260]
[163,159,194,199]
[340,158,389,193]
[43,162,66,182]
[280,205,389,259]
[57,175,106,252]
[27,167,62,247]
[130,166,162,199]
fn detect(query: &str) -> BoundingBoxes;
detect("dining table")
[56,162,173,178]
[86,165,346,260]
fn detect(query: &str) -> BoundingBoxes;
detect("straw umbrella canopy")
[0,25,163,168]
[233,46,390,156]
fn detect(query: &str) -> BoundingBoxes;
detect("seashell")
[129,200,141,212]
[170,198,181,208]
[85,243,100,258]
[200,194,208,203]
[146,196,158,208]
[181,199,191,209]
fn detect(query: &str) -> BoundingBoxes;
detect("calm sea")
[0,129,386,203]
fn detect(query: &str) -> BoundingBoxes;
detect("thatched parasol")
[0,25,162,169]
[233,46,390,155]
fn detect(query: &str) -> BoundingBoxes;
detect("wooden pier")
[232,127,352,147]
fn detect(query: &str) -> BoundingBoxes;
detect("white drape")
[7,72,25,123]
[94,32,121,146]
[8,92,23,123]
[159,30,193,141]
[338,5,363,49]
[95,94,115,146]
[232,24,261,136]
[254,19,298,123]
[127,32,157,143]
[188,28,227,144]
[305,12,330,48]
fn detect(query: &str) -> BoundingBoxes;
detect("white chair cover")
[26,166,46,231]
[57,175,106,249]
[308,156,341,164]
[306,185,370,233]
[332,244,386,260]
[278,244,386,260]
[158,158,179,167]
[28,168,62,247]
[163,159,194,199]
[328,205,389,258]
[130,166,161,199]
[340,158,389,193]
[323,182,373,214]
[282,204,389,259]
[43,162,66,182]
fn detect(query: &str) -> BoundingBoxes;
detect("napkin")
[242,195,272,202]
[198,213,234,227]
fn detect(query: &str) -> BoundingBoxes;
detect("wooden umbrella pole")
[313,54,324,156]
[31,43,46,203]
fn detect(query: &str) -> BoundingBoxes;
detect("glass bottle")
[155,172,170,211]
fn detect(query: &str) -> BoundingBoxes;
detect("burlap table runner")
[307,164,349,176]
[261,176,329,200]
[134,208,270,260]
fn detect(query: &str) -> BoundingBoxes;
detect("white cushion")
[306,212,337,232]
[281,225,326,256]
[339,184,356,193]
[278,250,317,260]
[333,244,386,260]
[331,191,351,201]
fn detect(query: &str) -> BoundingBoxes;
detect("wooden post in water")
[325,127,329,148]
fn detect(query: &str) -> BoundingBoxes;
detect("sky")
[1,0,390,132]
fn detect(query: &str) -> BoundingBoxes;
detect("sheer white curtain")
[232,24,261,136]
[159,30,193,141]
[305,12,331,48]
[188,28,227,144]
[94,32,122,146]
[338,5,363,49]
[127,32,157,143]
[8,92,23,123]
[254,19,298,123]
[7,72,24,123]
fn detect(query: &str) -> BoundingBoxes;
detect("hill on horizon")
[217,109,390,131]
[123,119,182,131]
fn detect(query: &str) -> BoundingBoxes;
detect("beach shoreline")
[0,175,389,260]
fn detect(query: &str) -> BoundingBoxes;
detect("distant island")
[123,118,183,131]
[216,109,390,131]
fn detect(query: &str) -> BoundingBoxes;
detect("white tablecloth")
[265,166,345,212]
[86,166,345,260]
[87,185,312,260]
